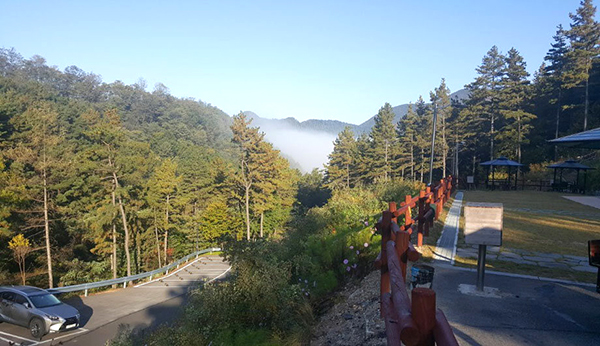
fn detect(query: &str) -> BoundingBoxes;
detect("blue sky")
[0,0,584,125]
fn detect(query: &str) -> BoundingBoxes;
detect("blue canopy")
[547,160,594,170]
[480,156,524,167]
[548,127,600,149]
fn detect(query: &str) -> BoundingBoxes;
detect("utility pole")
[429,103,438,185]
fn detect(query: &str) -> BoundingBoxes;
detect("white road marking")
[35,328,89,345]
[135,266,231,288]
[134,258,205,288]
[0,330,38,343]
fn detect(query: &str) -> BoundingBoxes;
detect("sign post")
[464,203,503,291]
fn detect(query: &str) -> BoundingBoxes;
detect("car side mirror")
[23,302,31,309]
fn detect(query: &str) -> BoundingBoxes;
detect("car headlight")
[45,314,60,321]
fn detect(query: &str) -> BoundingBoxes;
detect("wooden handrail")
[376,176,459,346]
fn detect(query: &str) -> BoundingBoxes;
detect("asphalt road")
[0,255,230,346]
[433,265,600,345]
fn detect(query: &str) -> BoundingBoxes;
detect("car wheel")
[29,318,45,339]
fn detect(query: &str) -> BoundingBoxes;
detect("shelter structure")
[547,160,594,194]
[480,156,524,190]
[548,127,600,149]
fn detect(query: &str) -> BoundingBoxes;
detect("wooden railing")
[375,176,459,346]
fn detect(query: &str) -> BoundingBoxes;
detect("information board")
[464,202,503,246]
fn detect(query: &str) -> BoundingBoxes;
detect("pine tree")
[414,97,432,182]
[465,46,506,160]
[397,104,418,180]
[147,158,181,264]
[326,126,356,189]
[544,25,570,150]
[6,102,64,288]
[564,0,600,131]
[230,112,288,240]
[497,48,536,170]
[431,79,452,177]
[369,103,397,183]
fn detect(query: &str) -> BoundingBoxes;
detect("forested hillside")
[0,48,296,288]
[327,0,600,189]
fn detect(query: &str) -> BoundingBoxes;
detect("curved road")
[0,255,230,346]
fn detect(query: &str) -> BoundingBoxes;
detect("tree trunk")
[164,194,170,264]
[584,75,589,131]
[490,113,495,160]
[112,170,131,278]
[245,184,251,241]
[111,191,117,286]
[43,163,53,288]
[260,212,264,238]
[345,163,350,189]
[136,231,141,274]
[555,88,562,161]
[117,195,131,278]
[410,143,414,180]
[384,139,389,182]
[420,149,424,183]
[442,113,446,177]
[517,114,522,181]
[153,211,162,268]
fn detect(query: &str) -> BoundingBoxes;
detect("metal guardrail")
[50,247,221,296]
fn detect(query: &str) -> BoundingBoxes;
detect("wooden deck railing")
[375,176,459,346]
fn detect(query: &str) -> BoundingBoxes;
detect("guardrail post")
[123,281,127,288]
[84,289,88,297]
[150,274,153,281]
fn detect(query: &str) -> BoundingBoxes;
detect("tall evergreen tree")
[5,102,65,288]
[544,25,570,150]
[397,104,418,180]
[497,48,536,169]
[326,126,357,189]
[465,46,506,160]
[431,79,452,177]
[369,103,397,183]
[564,0,600,130]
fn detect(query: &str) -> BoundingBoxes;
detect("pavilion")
[480,156,524,190]
[547,160,594,194]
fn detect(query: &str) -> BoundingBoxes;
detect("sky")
[0,0,584,125]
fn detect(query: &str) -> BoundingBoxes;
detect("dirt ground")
[310,270,387,346]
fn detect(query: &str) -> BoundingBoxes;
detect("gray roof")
[547,160,594,170]
[480,156,524,167]
[548,127,600,149]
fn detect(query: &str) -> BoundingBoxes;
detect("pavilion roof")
[547,160,594,170]
[548,127,600,149]
[480,156,524,167]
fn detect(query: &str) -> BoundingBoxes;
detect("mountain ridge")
[244,89,469,136]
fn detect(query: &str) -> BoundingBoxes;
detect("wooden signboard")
[464,202,503,246]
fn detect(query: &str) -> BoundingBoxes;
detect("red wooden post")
[417,190,425,246]
[412,288,436,346]
[405,195,412,226]
[396,229,410,279]
[390,202,397,224]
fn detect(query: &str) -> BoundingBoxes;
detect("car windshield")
[29,294,62,308]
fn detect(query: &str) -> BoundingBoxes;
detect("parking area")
[0,255,230,345]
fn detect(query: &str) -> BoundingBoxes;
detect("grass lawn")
[460,190,600,256]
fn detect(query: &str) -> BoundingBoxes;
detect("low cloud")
[260,126,336,173]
